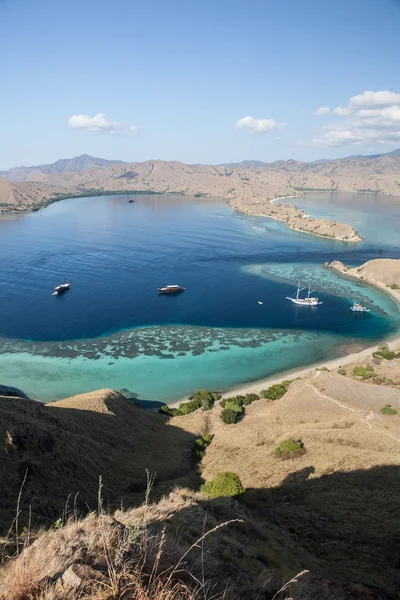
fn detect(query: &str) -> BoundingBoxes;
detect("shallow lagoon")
[0,192,399,401]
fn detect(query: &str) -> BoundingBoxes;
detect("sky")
[1,0,400,168]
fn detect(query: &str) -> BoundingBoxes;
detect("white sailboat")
[286,282,322,306]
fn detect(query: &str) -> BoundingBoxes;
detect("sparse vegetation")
[353,365,377,379]
[220,395,244,408]
[220,407,241,424]
[260,380,291,400]
[193,389,220,411]
[390,283,400,290]
[159,404,177,417]
[275,438,306,459]
[380,404,398,415]
[175,399,201,416]
[338,367,347,376]
[200,472,245,498]
[373,347,400,360]
[193,433,213,462]
[243,393,259,405]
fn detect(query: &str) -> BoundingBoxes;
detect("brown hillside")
[0,389,196,530]
[173,365,400,591]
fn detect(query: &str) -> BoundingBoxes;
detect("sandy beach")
[168,260,400,407]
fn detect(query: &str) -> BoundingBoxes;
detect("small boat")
[258,301,263,305]
[286,282,322,306]
[350,301,370,313]
[128,200,134,203]
[52,283,71,296]
[158,284,185,294]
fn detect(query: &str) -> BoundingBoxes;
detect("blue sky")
[1,0,399,168]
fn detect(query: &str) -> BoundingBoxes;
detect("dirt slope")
[0,389,195,529]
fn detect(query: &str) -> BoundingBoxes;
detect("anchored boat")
[350,301,370,313]
[286,282,322,306]
[52,283,70,296]
[158,284,185,294]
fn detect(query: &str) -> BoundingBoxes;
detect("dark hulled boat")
[158,284,185,294]
[52,283,71,296]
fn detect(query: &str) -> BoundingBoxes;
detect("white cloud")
[315,106,330,116]
[236,115,285,134]
[332,105,351,116]
[68,113,138,135]
[129,125,139,134]
[309,90,400,147]
[349,90,400,107]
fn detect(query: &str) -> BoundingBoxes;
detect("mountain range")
[1,150,400,215]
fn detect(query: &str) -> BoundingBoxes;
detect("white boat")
[286,282,322,306]
[350,301,370,313]
[52,283,71,296]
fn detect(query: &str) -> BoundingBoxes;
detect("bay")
[0,192,399,402]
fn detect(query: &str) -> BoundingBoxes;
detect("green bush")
[365,364,375,372]
[224,400,244,413]
[373,349,399,361]
[338,368,347,376]
[380,404,398,415]
[200,472,245,499]
[353,365,377,380]
[275,438,306,459]
[193,433,213,461]
[192,389,218,411]
[220,408,239,424]
[175,399,201,416]
[390,283,400,290]
[220,395,244,409]
[158,404,177,417]
[261,380,291,400]
[243,393,259,406]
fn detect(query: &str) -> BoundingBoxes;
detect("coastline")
[168,259,400,408]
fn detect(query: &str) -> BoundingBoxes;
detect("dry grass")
[0,389,197,533]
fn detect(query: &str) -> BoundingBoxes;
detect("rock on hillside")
[0,388,196,529]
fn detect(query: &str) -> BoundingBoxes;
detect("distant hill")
[222,147,400,168]
[0,154,126,183]
[1,150,400,214]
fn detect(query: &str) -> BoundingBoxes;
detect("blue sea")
[1,192,399,402]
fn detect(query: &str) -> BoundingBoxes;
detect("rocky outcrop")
[326,258,400,288]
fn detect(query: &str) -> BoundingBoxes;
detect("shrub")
[159,404,177,417]
[200,472,245,499]
[390,283,400,290]
[261,380,291,400]
[338,368,347,376]
[220,395,244,409]
[373,349,399,360]
[380,404,398,415]
[243,393,259,406]
[365,364,375,372]
[275,438,306,459]
[193,433,213,461]
[224,400,244,413]
[353,365,377,380]
[220,408,239,424]
[175,399,201,416]
[193,389,218,411]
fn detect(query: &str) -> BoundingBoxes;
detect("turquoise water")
[0,192,399,402]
